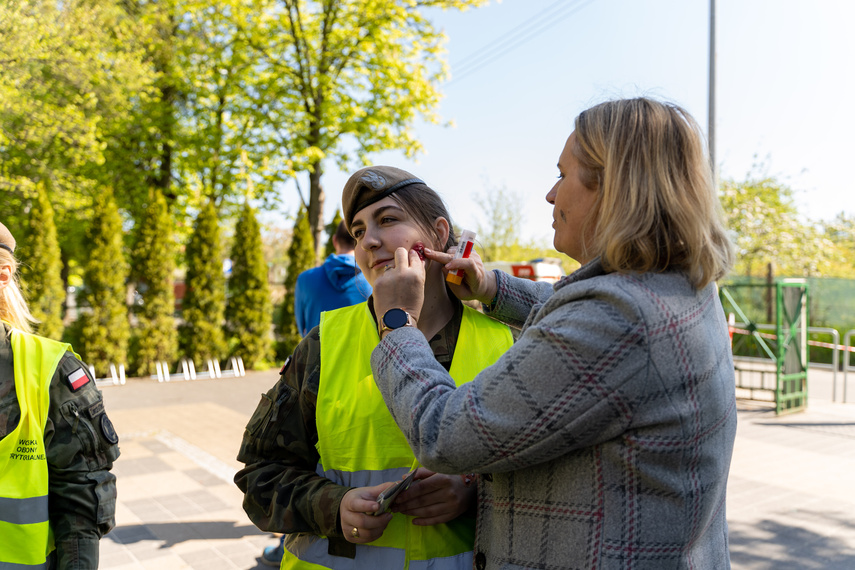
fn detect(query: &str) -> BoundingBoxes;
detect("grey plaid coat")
[372,259,736,569]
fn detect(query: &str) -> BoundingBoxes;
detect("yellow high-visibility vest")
[280,303,513,570]
[0,326,71,568]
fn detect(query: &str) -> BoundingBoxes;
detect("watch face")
[383,308,409,329]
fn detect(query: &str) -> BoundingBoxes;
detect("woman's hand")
[390,468,476,526]
[423,247,497,305]
[340,484,396,544]
[372,247,426,325]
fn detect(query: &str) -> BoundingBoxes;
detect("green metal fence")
[720,279,809,415]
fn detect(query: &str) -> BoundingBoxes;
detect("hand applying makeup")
[372,246,426,338]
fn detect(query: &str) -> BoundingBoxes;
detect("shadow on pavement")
[107,520,266,548]
[729,511,855,570]
[755,421,855,427]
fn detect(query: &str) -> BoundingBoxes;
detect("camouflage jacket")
[235,300,461,558]
[0,324,120,569]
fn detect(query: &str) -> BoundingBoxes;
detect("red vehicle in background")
[483,258,564,283]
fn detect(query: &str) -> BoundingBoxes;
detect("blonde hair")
[573,97,734,289]
[0,249,37,333]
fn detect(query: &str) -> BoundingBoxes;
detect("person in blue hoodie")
[295,220,371,337]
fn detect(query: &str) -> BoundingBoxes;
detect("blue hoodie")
[294,254,372,336]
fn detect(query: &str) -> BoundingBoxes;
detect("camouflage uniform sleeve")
[45,352,120,570]
[234,326,353,548]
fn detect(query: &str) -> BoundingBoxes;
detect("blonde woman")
[371,98,737,569]
[0,221,120,568]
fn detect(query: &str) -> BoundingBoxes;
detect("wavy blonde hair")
[0,249,37,333]
[573,97,734,289]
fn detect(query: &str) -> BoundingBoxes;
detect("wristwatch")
[379,308,416,335]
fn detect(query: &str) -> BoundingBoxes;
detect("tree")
[180,200,227,364]
[174,0,284,209]
[818,213,855,278]
[822,213,855,252]
[17,184,66,340]
[475,186,529,263]
[79,188,129,374]
[324,209,344,258]
[226,203,272,369]
[132,190,177,375]
[719,172,839,277]
[0,0,155,265]
[475,185,577,273]
[277,205,317,356]
[246,0,488,255]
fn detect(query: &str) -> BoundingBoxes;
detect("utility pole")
[709,0,717,186]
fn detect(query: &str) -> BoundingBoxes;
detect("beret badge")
[360,170,387,190]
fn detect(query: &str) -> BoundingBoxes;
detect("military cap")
[0,221,15,254]
[342,166,424,229]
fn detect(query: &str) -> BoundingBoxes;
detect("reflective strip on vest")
[0,560,49,569]
[284,533,473,570]
[0,327,68,567]
[0,561,49,569]
[277,303,513,570]
[0,496,49,525]
[314,465,412,489]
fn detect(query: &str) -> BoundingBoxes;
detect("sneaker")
[260,543,284,567]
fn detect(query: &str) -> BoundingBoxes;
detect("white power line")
[449,0,598,84]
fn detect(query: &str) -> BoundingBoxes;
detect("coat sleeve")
[482,269,555,328]
[46,353,120,570]
[372,283,649,475]
[234,328,352,547]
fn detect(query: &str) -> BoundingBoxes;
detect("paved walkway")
[96,368,855,569]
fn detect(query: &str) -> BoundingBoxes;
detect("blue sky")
[274,0,855,246]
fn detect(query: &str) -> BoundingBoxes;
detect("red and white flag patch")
[67,368,90,391]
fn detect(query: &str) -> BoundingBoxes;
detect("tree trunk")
[154,83,175,201]
[308,159,325,261]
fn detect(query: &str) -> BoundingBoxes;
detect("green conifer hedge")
[18,183,65,340]
[79,188,129,374]
[180,200,226,364]
[226,202,272,369]
[277,205,317,357]
[132,190,176,375]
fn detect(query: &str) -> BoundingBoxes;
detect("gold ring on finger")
[351,527,360,538]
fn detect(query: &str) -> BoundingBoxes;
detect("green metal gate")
[719,278,809,415]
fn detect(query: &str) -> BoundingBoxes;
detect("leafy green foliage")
[276,205,317,356]
[132,190,177,375]
[17,184,65,340]
[180,200,227,364]
[0,0,156,268]
[226,203,272,369]
[79,188,129,374]
[819,213,855,278]
[172,0,283,211]
[243,0,488,253]
[719,171,842,277]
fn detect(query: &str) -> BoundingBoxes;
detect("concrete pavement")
[97,368,855,569]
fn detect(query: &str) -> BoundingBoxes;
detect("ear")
[432,217,450,250]
[0,263,12,293]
